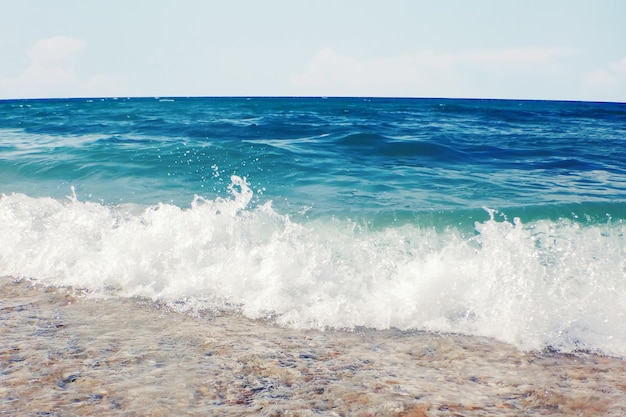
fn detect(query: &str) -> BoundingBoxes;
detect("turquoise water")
[1,97,626,355]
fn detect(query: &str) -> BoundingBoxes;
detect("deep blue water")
[3,97,626,226]
[1,97,626,355]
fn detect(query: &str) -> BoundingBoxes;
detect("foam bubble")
[1,177,625,356]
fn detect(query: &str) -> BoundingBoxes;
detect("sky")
[1,0,625,102]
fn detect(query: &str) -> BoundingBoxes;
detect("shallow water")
[2,276,625,416]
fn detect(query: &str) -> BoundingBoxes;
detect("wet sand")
[1,276,625,416]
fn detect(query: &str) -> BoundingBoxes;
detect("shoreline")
[1,276,625,416]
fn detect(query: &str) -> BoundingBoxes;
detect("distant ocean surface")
[1,97,626,357]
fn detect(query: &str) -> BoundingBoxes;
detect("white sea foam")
[1,176,625,356]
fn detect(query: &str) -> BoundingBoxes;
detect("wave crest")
[1,178,625,357]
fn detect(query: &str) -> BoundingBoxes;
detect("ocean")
[2,97,626,415]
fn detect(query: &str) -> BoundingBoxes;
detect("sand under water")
[1,275,625,417]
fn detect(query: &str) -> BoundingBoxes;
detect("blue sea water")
[1,97,626,356]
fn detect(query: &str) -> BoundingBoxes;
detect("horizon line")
[1,95,624,105]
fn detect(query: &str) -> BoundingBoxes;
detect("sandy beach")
[1,275,625,416]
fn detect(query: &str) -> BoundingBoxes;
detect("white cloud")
[27,36,86,66]
[84,73,127,98]
[582,57,626,102]
[455,47,574,67]
[0,36,125,99]
[289,48,458,97]
[289,47,576,99]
